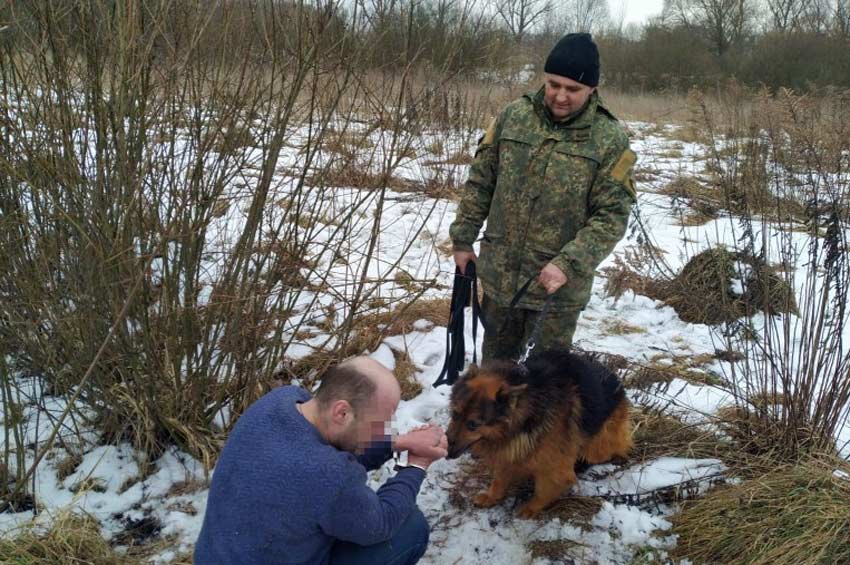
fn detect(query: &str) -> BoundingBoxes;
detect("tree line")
[342,0,850,92]
[4,0,847,91]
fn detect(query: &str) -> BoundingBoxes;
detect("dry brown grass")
[392,348,422,401]
[323,130,375,160]
[54,453,83,483]
[69,478,108,495]
[622,365,677,390]
[658,176,711,199]
[677,209,717,227]
[604,247,797,326]
[212,125,256,155]
[313,165,411,192]
[710,405,833,464]
[443,150,474,166]
[602,319,647,335]
[368,81,731,134]
[357,297,450,336]
[528,538,588,561]
[435,238,454,258]
[630,407,730,463]
[602,89,693,125]
[666,248,798,323]
[635,354,724,388]
[672,456,850,565]
[422,148,476,168]
[425,139,445,157]
[313,162,461,200]
[0,510,139,564]
[540,495,604,526]
[286,297,450,384]
[602,252,668,303]
[584,346,725,394]
[124,534,194,564]
[658,176,721,225]
[632,165,662,183]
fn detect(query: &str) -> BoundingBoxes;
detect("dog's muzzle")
[447,438,479,459]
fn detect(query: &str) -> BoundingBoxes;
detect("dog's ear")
[497,383,528,410]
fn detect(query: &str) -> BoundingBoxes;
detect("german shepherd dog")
[446,349,631,518]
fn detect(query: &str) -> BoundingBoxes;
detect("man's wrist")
[549,255,573,280]
[394,462,428,473]
[393,450,428,473]
[452,242,474,252]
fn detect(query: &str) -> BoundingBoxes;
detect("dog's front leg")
[473,464,516,508]
[516,468,576,519]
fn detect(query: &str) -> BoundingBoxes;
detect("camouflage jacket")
[449,88,637,311]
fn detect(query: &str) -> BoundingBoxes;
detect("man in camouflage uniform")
[449,33,637,361]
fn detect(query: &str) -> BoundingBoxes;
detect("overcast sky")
[611,0,665,26]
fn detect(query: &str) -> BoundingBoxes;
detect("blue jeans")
[330,508,430,565]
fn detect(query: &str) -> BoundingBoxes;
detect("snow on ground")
[366,283,731,564]
[2,116,847,563]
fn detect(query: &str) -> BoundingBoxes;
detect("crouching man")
[194,357,447,564]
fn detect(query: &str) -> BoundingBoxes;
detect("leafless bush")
[686,86,850,459]
[0,0,483,509]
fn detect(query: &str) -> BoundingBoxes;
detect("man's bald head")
[314,356,400,417]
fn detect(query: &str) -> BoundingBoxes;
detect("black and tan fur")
[446,349,631,518]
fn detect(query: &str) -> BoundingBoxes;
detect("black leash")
[434,262,485,387]
[507,276,556,365]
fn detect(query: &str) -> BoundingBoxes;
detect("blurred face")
[343,392,398,454]
[326,384,399,454]
[543,73,596,121]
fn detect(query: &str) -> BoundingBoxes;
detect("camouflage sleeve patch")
[481,117,497,146]
[610,149,636,183]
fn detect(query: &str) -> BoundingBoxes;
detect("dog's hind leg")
[517,465,576,519]
[473,464,519,508]
[516,441,579,519]
[582,399,632,464]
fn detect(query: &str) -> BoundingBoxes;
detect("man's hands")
[453,250,477,275]
[395,423,448,471]
[456,252,566,295]
[539,263,567,295]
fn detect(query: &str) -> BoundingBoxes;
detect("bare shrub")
[620,85,850,460]
[0,0,481,508]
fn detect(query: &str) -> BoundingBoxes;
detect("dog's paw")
[473,491,501,508]
[516,502,543,519]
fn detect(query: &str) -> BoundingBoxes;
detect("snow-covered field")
[1,117,847,563]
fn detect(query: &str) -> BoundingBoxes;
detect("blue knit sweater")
[194,386,426,564]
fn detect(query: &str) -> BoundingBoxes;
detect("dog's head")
[446,362,528,459]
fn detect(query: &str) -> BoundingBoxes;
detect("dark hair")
[314,361,376,416]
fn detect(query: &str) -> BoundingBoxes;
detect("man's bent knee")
[407,507,430,548]
[331,507,430,565]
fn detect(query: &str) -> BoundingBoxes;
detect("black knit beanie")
[544,33,600,87]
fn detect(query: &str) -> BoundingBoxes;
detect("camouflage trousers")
[480,294,581,362]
